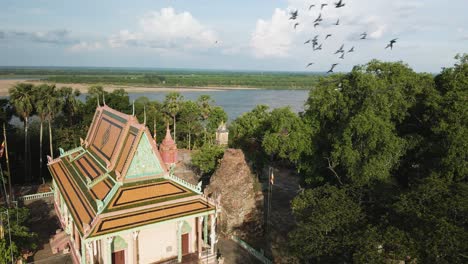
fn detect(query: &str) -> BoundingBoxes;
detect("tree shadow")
[23,198,62,262]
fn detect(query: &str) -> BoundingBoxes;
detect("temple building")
[47,105,220,264]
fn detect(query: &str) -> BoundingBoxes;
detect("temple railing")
[231,236,272,264]
[59,146,83,158]
[165,174,202,194]
[18,191,54,201]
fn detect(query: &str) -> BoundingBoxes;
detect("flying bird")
[335,19,340,25]
[294,23,299,29]
[309,4,315,10]
[314,44,322,51]
[327,63,338,73]
[339,53,345,59]
[335,44,345,54]
[335,0,345,8]
[360,32,367,39]
[321,3,328,10]
[306,62,314,68]
[289,10,298,20]
[314,13,323,23]
[325,34,332,39]
[304,39,312,44]
[314,22,320,28]
[385,38,398,49]
[348,46,354,52]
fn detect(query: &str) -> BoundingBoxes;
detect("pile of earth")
[204,148,264,239]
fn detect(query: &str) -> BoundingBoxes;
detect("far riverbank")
[0,79,263,96]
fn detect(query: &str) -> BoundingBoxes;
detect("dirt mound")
[204,149,263,238]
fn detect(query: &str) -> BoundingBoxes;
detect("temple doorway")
[112,250,125,264]
[182,233,189,255]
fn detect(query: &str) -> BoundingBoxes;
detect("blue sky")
[0,0,467,72]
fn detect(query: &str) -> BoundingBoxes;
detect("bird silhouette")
[321,4,328,10]
[289,10,298,20]
[335,44,345,54]
[325,34,332,39]
[385,38,398,49]
[306,62,314,68]
[327,63,338,73]
[335,0,345,8]
[309,4,315,10]
[339,53,345,59]
[314,44,322,51]
[294,22,299,29]
[304,39,312,44]
[314,22,320,28]
[314,13,323,23]
[335,19,340,25]
[348,46,354,52]
[360,32,367,39]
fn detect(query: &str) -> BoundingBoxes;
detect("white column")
[87,242,94,264]
[197,217,202,257]
[106,236,114,264]
[132,231,139,264]
[209,214,216,255]
[177,221,183,263]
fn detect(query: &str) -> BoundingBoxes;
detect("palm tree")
[32,85,50,181]
[163,92,183,143]
[45,86,63,159]
[9,83,35,181]
[197,95,214,143]
[59,87,81,126]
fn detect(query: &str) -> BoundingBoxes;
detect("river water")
[127,90,310,121]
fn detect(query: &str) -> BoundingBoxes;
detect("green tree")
[45,86,63,159]
[289,185,363,262]
[32,84,51,181]
[262,107,312,163]
[9,83,35,181]
[179,101,202,150]
[59,87,82,126]
[191,143,225,175]
[0,206,37,264]
[163,92,183,143]
[197,95,214,143]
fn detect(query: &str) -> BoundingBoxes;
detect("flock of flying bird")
[289,0,398,73]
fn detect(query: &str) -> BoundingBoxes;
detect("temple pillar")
[177,221,183,263]
[80,239,87,264]
[210,214,216,255]
[87,242,94,264]
[132,231,139,264]
[203,215,208,244]
[106,236,114,264]
[197,217,203,257]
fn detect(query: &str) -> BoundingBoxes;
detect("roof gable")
[125,132,165,180]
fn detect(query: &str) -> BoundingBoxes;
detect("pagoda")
[48,105,220,264]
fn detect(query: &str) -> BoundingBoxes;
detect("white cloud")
[108,7,217,51]
[249,0,426,64]
[250,8,294,58]
[67,41,102,52]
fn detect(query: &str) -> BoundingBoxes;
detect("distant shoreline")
[0,79,265,96]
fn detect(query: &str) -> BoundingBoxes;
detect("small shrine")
[215,122,229,146]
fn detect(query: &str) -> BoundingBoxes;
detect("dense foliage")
[0,206,37,263]
[230,55,467,263]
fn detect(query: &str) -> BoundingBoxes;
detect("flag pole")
[3,124,12,205]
